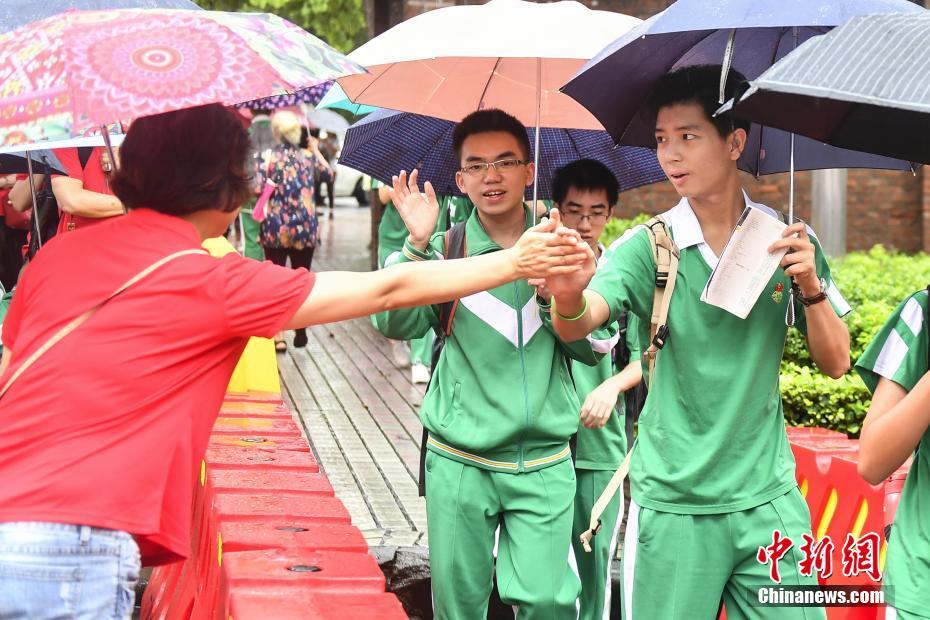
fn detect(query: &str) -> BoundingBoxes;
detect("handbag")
[252,150,277,223]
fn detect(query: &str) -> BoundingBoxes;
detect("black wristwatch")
[798,277,828,307]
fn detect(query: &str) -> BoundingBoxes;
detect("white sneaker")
[411,363,431,384]
[390,340,411,368]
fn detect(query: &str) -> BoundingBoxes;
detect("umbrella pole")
[25,151,42,249]
[532,57,542,225]
[785,27,800,327]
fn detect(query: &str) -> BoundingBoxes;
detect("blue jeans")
[0,522,140,620]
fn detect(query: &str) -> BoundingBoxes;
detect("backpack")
[27,147,94,261]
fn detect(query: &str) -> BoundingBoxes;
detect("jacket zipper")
[515,281,529,472]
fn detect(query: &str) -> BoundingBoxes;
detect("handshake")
[510,208,595,295]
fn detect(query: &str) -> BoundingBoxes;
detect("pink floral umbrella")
[0,9,365,146]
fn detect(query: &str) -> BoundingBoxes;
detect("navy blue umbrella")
[339,109,667,201]
[561,0,922,179]
[1,0,200,31]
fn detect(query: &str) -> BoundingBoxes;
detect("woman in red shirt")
[0,103,586,619]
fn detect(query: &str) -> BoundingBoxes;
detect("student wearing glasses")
[373,109,600,619]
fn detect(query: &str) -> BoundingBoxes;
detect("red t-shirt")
[53,147,119,235]
[0,209,313,564]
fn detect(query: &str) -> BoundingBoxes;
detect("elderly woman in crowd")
[0,103,586,620]
[257,111,320,351]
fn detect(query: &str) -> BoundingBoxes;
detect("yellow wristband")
[553,296,588,321]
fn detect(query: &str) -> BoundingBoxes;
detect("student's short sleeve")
[218,254,315,339]
[589,227,656,328]
[626,312,643,363]
[856,292,928,394]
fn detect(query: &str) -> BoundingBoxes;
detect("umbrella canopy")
[723,13,930,165]
[339,109,666,200]
[561,0,922,175]
[0,9,364,146]
[307,108,350,138]
[0,0,200,31]
[317,82,378,117]
[338,0,641,129]
[235,81,333,111]
[0,134,127,175]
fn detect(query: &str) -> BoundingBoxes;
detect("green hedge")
[601,220,930,437]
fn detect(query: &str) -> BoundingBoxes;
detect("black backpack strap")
[437,222,467,336]
[417,221,467,497]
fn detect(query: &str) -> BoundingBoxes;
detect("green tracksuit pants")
[572,469,623,620]
[620,487,825,620]
[425,452,580,619]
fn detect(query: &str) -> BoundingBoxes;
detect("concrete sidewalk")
[278,203,429,549]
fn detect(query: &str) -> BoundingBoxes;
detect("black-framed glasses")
[460,158,527,177]
[562,211,608,224]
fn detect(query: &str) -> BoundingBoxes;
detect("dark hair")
[112,103,252,215]
[551,159,619,207]
[299,126,310,150]
[452,109,530,162]
[308,126,321,139]
[648,65,751,138]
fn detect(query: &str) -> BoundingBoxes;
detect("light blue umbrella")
[317,83,379,117]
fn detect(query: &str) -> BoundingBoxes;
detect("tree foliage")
[196,0,367,52]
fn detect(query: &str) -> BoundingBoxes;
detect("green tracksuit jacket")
[373,206,600,472]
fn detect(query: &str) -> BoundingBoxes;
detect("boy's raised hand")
[393,169,440,252]
[509,208,588,279]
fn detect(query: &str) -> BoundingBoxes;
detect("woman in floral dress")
[257,111,319,350]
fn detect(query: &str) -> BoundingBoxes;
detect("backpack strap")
[417,221,467,497]
[641,215,680,389]
[437,222,467,336]
[579,216,680,553]
[0,248,208,400]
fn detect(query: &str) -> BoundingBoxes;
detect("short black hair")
[551,159,619,207]
[299,126,310,150]
[648,65,751,138]
[452,109,531,162]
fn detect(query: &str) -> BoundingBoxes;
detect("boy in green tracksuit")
[373,109,598,619]
[535,160,645,619]
[546,66,852,619]
[372,179,474,383]
[856,293,930,619]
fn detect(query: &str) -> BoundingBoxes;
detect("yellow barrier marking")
[220,402,278,414]
[817,489,838,541]
[200,460,206,487]
[218,532,223,567]
[799,478,808,498]
[216,417,272,429]
[851,498,868,538]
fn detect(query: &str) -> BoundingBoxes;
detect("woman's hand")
[508,209,588,280]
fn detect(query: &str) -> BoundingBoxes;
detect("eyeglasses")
[459,158,527,177]
[561,212,608,224]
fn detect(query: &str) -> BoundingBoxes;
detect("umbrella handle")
[25,152,42,249]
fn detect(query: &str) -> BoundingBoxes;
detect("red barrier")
[228,590,407,619]
[142,393,404,619]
